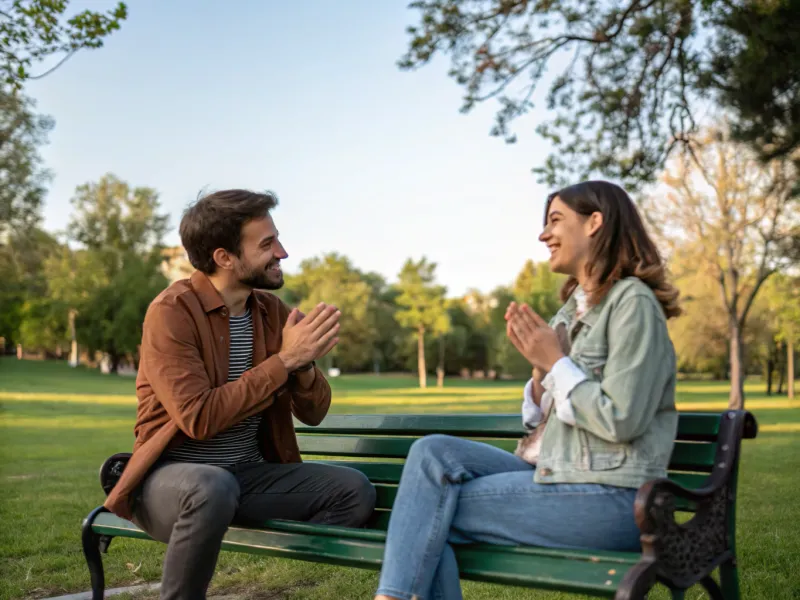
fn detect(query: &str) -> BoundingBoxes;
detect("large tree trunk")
[436,335,445,388]
[417,326,427,389]
[778,341,786,395]
[788,331,795,403]
[728,318,745,409]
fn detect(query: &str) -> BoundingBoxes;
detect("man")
[103,189,376,600]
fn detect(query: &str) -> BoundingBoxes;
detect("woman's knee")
[407,433,458,465]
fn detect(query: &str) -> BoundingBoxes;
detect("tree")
[0,226,59,347]
[434,300,453,387]
[0,89,52,233]
[289,253,379,372]
[394,257,449,388]
[1,0,128,92]
[645,127,799,408]
[512,259,564,319]
[707,1,800,163]
[762,274,800,401]
[76,250,168,371]
[400,1,800,187]
[59,174,170,371]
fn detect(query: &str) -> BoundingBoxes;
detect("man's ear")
[586,211,604,237]
[212,248,236,272]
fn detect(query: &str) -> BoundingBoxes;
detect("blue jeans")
[376,434,641,600]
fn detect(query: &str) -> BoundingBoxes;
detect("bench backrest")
[293,412,746,529]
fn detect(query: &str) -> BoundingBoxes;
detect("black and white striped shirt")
[165,307,264,466]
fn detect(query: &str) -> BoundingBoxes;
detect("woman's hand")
[505,303,566,373]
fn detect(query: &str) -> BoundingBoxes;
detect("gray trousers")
[131,460,376,600]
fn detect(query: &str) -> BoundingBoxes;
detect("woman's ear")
[586,211,604,237]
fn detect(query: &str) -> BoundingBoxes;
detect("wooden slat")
[295,414,525,437]
[301,435,716,472]
[669,442,717,472]
[294,412,723,440]
[676,413,721,440]
[298,435,517,458]
[667,472,708,489]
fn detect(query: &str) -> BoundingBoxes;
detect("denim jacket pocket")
[579,430,627,471]
[576,346,608,380]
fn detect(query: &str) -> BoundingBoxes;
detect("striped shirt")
[165,307,264,466]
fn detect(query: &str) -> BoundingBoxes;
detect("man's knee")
[179,466,240,529]
[333,467,376,527]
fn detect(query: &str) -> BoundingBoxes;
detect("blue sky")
[27,0,559,297]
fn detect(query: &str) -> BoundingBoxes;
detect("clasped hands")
[278,302,341,372]
[505,302,566,377]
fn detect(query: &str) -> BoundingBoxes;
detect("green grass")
[1,357,799,600]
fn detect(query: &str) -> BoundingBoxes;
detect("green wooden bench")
[82,410,757,600]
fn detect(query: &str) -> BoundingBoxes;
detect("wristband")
[294,362,315,373]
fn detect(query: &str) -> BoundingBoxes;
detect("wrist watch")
[294,361,315,373]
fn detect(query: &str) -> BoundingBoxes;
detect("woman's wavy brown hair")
[545,180,681,319]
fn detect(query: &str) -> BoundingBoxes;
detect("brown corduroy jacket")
[104,271,332,519]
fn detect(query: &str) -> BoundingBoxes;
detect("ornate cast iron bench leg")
[615,411,755,600]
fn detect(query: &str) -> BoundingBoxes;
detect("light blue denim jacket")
[533,277,679,489]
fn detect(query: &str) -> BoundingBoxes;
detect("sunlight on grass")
[1,358,798,600]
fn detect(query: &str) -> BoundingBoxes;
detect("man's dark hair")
[179,189,278,274]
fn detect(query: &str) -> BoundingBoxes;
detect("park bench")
[82,410,757,600]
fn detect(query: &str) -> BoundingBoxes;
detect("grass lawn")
[1,357,798,600]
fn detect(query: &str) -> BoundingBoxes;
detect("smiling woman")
[374,180,686,600]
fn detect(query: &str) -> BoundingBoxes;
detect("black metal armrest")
[617,410,757,599]
[99,452,132,496]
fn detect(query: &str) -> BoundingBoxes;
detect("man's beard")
[237,261,284,290]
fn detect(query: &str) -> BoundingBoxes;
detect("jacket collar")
[190,270,269,316]
[190,271,226,313]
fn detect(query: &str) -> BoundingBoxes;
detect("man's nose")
[276,241,289,259]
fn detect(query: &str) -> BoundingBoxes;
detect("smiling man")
[103,189,376,600]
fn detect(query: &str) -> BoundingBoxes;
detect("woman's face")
[538,195,602,277]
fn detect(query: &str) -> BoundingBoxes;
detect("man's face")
[233,215,288,290]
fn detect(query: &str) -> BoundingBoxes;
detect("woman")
[375,180,682,600]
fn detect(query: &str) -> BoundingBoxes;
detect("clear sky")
[27,0,559,297]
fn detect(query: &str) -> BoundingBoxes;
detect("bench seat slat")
[91,512,636,597]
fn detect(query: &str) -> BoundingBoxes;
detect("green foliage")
[400,0,800,186]
[15,174,170,369]
[75,251,168,368]
[394,257,449,335]
[707,0,800,162]
[394,257,450,385]
[762,274,800,344]
[0,89,53,232]
[287,253,379,372]
[1,0,128,92]
[0,226,58,346]
[512,259,564,320]
[68,174,169,263]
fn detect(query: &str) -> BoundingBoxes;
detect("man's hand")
[278,303,340,372]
